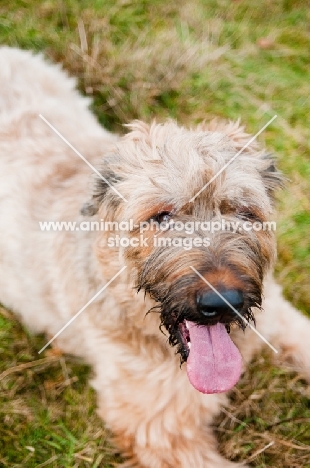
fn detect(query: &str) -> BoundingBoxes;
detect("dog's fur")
[0,47,309,467]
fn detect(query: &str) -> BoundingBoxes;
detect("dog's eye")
[236,209,261,222]
[153,211,172,224]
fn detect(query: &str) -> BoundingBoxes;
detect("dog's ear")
[81,169,124,217]
[260,156,283,202]
[80,200,99,216]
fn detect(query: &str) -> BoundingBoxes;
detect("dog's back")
[0,47,115,338]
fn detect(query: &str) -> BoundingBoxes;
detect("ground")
[0,1,309,467]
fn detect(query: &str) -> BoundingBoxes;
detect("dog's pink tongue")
[186,322,242,394]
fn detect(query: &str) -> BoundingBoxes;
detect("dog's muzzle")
[197,289,244,322]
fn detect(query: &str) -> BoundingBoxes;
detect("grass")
[0,0,309,466]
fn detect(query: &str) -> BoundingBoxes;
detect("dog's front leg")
[91,341,248,468]
[233,278,310,380]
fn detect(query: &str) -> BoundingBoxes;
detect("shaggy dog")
[0,47,309,467]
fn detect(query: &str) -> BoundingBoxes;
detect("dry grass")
[0,307,120,467]
[68,18,227,123]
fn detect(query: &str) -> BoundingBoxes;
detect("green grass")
[0,1,309,467]
[0,307,120,467]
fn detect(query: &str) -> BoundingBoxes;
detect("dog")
[0,47,309,468]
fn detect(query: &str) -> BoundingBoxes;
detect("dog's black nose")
[197,289,244,320]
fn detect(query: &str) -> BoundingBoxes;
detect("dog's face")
[87,120,282,394]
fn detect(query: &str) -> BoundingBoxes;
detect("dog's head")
[84,120,282,394]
